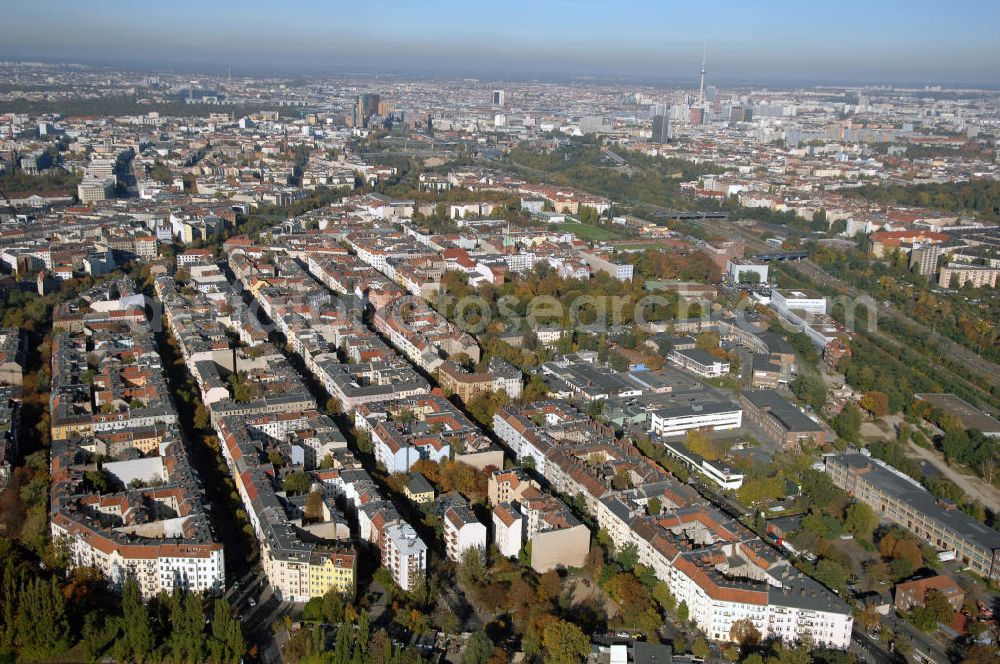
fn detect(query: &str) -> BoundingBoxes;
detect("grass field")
[558,221,622,242]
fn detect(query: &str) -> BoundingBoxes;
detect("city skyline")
[2,4,1000,662]
[5,0,1000,85]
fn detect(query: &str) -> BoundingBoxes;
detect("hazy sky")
[5,0,1000,85]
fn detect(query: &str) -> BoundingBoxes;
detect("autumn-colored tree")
[612,468,632,490]
[541,619,589,664]
[410,459,441,484]
[508,577,538,626]
[861,559,891,592]
[962,644,1000,664]
[878,532,898,559]
[605,573,655,627]
[854,606,881,631]
[729,618,761,650]
[439,460,487,500]
[859,391,890,418]
[695,331,720,351]
[303,490,324,523]
[537,570,562,603]
[685,429,720,461]
[892,538,924,570]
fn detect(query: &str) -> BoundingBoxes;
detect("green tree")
[122,577,153,663]
[355,431,374,455]
[283,471,312,495]
[357,609,370,651]
[813,558,849,593]
[303,596,325,623]
[183,591,207,661]
[844,502,878,541]
[210,598,245,664]
[677,600,689,622]
[458,546,488,587]
[833,403,863,442]
[616,543,639,571]
[790,372,827,411]
[691,636,710,659]
[462,631,495,664]
[17,576,70,658]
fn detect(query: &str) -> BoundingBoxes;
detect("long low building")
[660,437,745,490]
[649,400,743,438]
[825,453,1000,581]
[668,348,731,378]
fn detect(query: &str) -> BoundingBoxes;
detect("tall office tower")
[652,114,671,144]
[705,85,718,102]
[698,47,707,104]
[492,89,505,106]
[354,93,381,128]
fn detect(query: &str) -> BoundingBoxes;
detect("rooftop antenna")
[699,45,707,105]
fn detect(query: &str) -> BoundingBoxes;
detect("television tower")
[698,46,707,105]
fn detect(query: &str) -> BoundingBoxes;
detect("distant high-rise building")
[909,243,944,277]
[705,85,718,102]
[651,114,671,144]
[492,89,505,106]
[729,105,753,123]
[354,93,381,128]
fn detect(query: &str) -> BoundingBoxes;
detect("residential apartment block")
[48,281,224,598]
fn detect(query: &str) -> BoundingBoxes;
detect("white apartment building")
[443,505,487,563]
[382,522,427,592]
[493,502,524,559]
[649,402,743,437]
[51,516,225,599]
[725,259,769,284]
